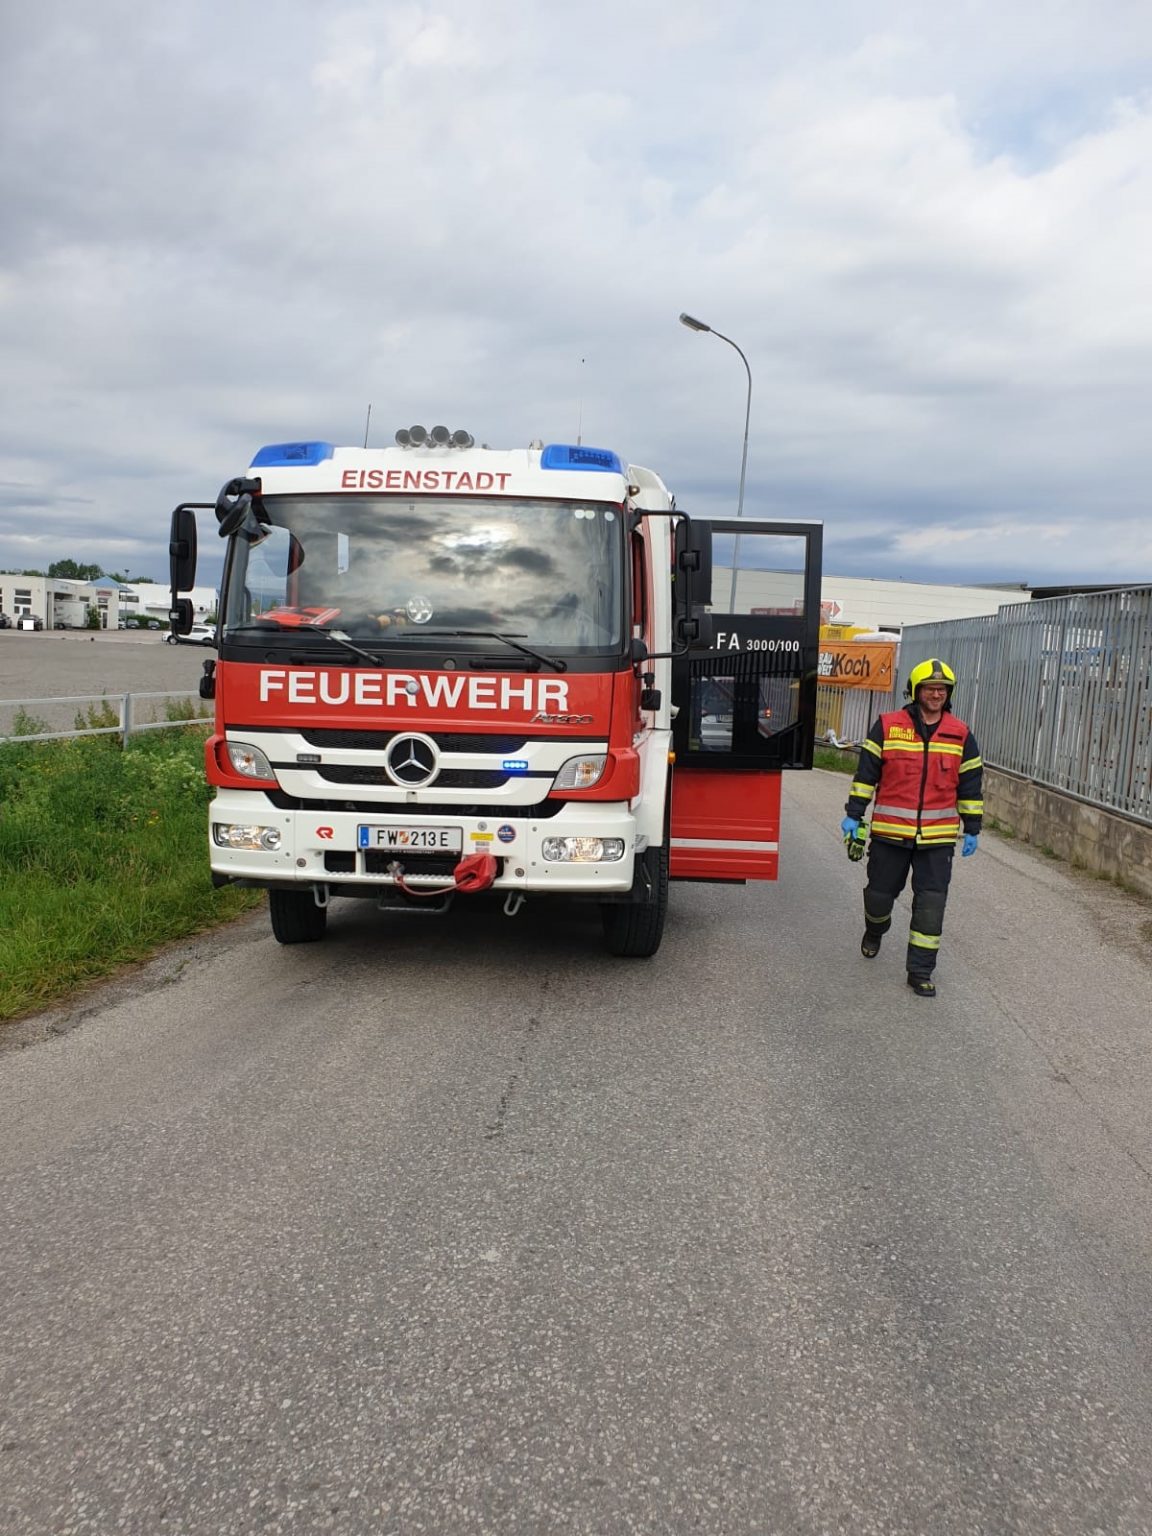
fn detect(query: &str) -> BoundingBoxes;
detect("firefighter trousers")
[862,839,955,979]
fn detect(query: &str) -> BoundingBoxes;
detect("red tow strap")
[393,853,499,899]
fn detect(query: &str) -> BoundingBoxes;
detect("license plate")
[357,825,463,853]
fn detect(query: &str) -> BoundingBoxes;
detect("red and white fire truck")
[168,427,822,956]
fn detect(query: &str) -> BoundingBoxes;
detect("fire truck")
[168,427,822,956]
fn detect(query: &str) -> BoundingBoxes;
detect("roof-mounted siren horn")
[430,424,451,445]
[395,428,412,446]
[451,429,474,448]
[408,424,427,445]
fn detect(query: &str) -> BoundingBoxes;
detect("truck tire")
[600,844,668,958]
[269,888,328,944]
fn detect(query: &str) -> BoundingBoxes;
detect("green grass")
[0,716,262,1022]
[985,815,1017,840]
[813,744,857,775]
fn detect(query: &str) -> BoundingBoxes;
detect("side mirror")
[170,597,194,636]
[216,476,264,538]
[675,611,714,650]
[672,518,714,652]
[169,506,198,592]
[673,519,713,609]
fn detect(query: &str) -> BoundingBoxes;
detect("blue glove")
[841,816,861,837]
[962,833,979,857]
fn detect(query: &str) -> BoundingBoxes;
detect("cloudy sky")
[2,0,1151,590]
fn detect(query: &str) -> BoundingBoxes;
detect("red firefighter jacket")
[845,705,984,846]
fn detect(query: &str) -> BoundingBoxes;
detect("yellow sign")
[817,641,896,690]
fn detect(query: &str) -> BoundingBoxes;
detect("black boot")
[861,932,881,959]
[907,974,936,998]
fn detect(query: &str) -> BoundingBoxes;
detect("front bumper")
[208,790,639,894]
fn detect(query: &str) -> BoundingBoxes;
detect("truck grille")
[316,765,510,789]
[266,789,565,818]
[299,729,532,754]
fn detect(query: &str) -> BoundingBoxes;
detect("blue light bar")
[250,442,336,467]
[540,443,624,474]
[502,759,529,774]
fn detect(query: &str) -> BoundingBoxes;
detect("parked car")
[18,615,44,631]
[166,622,216,646]
[0,613,11,629]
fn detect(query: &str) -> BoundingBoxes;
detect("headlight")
[552,754,606,790]
[541,836,625,862]
[213,823,283,851]
[227,742,275,779]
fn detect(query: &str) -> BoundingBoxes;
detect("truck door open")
[669,518,822,882]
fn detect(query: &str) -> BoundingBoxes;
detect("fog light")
[541,836,625,862]
[213,823,283,851]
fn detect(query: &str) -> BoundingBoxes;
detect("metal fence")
[0,691,207,746]
[885,586,1152,828]
[815,684,898,749]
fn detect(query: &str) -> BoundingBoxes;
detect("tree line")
[0,561,156,583]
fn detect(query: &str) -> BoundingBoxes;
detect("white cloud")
[1,0,1150,585]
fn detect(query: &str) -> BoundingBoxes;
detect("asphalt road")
[2,764,1151,1533]
[0,628,210,723]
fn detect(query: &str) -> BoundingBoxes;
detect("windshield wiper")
[415,630,567,673]
[229,621,568,672]
[229,621,383,666]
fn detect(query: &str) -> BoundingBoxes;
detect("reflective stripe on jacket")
[868,709,971,844]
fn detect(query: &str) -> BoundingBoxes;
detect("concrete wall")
[820,577,1027,631]
[985,766,1152,901]
[710,569,1028,632]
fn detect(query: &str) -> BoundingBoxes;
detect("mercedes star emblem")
[385,733,440,787]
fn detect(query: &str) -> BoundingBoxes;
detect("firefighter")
[840,658,984,998]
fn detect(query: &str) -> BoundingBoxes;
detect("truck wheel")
[600,844,669,958]
[269,889,328,944]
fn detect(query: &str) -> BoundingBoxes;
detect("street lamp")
[679,312,753,613]
[679,312,752,519]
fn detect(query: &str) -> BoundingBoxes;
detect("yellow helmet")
[905,657,956,702]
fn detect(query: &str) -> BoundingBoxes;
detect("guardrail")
[0,691,207,746]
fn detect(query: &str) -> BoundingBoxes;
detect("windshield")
[222,495,625,652]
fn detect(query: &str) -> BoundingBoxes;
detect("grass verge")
[813,744,857,775]
[0,710,262,1022]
